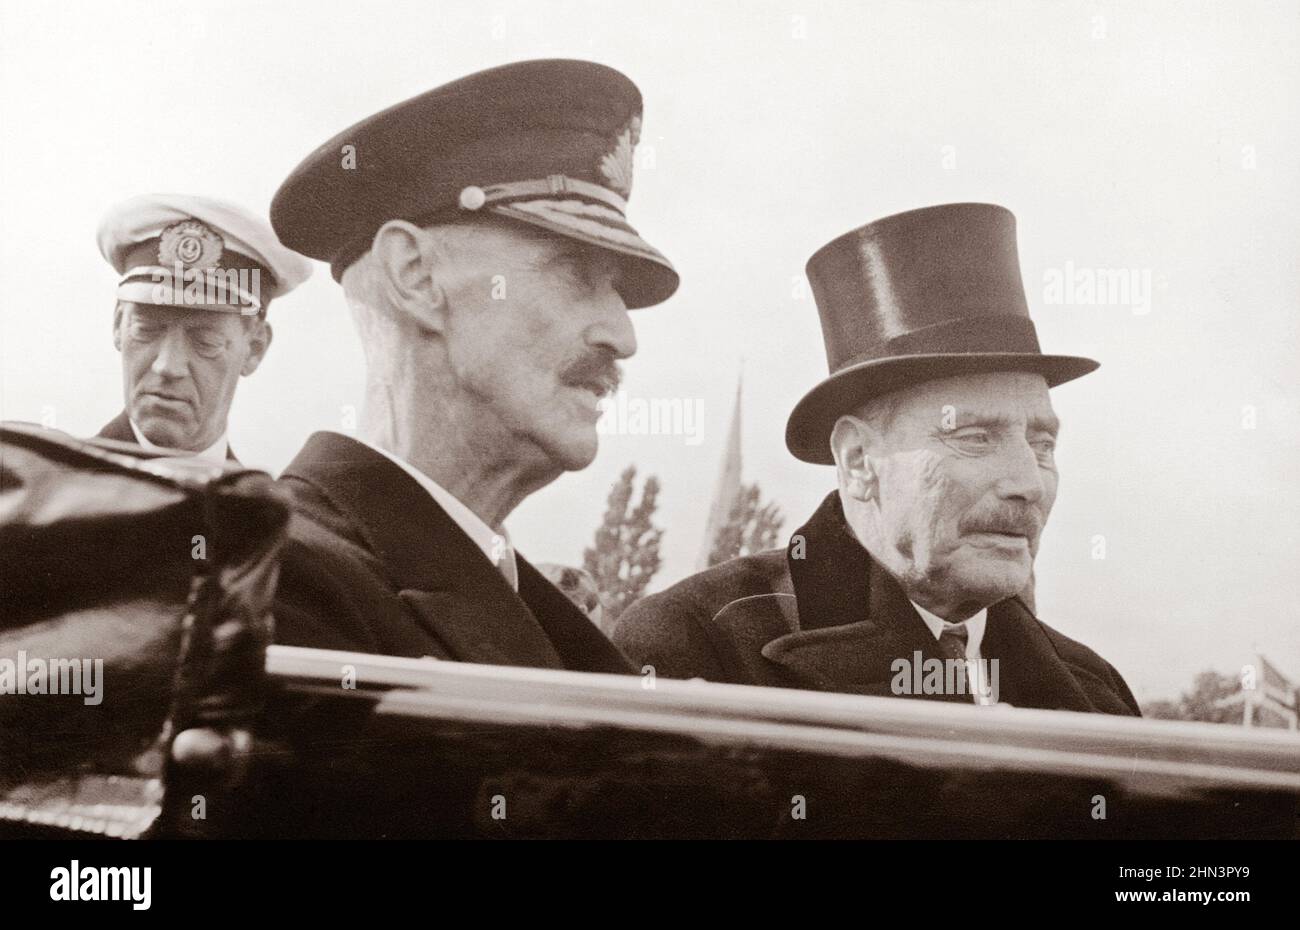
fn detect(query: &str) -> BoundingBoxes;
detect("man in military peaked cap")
[96,194,312,464]
[269,60,676,670]
[615,204,1140,715]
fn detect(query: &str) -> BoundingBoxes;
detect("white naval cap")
[97,193,313,315]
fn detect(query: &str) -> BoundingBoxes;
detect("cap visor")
[491,199,678,309]
[116,280,257,315]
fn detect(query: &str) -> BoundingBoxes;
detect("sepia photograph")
[0,0,1296,908]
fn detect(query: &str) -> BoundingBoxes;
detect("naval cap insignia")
[158,219,223,270]
[599,114,641,198]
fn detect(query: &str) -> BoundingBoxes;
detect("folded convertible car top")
[0,422,289,837]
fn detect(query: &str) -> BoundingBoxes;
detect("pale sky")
[2,0,1297,701]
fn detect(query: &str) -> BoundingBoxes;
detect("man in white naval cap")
[95,194,312,463]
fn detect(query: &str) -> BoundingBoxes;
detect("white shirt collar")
[909,601,988,659]
[129,419,228,465]
[356,438,519,591]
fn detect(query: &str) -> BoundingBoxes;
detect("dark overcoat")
[271,431,633,673]
[614,492,1140,715]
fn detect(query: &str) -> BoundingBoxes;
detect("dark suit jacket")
[271,431,633,673]
[96,410,240,464]
[614,492,1140,715]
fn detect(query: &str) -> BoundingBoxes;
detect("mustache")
[559,350,622,397]
[961,505,1043,538]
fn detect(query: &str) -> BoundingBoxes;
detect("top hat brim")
[785,352,1099,465]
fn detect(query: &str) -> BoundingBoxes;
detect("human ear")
[240,320,273,377]
[831,415,879,503]
[112,302,126,352]
[371,220,447,335]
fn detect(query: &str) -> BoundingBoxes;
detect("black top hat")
[785,203,1098,464]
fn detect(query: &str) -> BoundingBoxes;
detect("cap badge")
[158,220,223,270]
[599,114,641,198]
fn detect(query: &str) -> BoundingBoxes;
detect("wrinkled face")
[114,302,268,451]
[842,371,1060,610]
[437,224,636,473]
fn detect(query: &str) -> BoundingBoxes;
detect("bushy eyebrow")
[952,412,1060,435]
[520,241,573,273]
[540,241,620,285]
[1031,414,1061,436]
[130,309,225,334]
[129,307,169,324]
[548,240,589,261]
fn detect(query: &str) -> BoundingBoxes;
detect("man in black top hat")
[615,203,1140,715]
[267,60,675,671]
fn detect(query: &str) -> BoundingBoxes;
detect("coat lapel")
[982,598,1111,713]
[706,593,803,687]
[281,432,627,672]
[517,557,634,674]
[738,493,968,701]
[725,491,1119,711]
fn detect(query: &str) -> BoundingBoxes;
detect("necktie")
[937,623,969,661]
[938,623,987,704]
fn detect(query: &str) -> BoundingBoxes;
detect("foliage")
[582,465,664,624]
[706,483,784,567]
